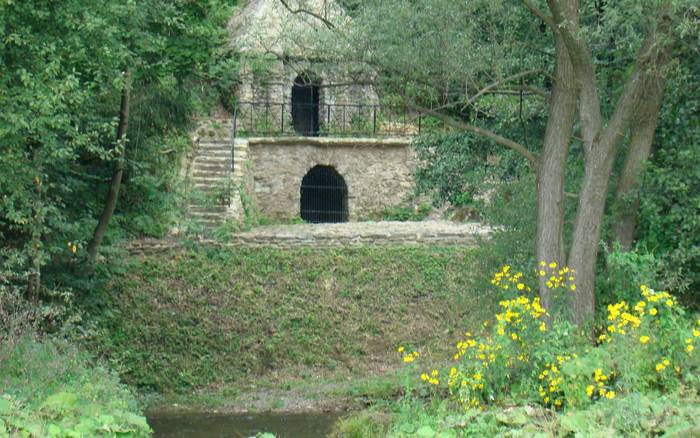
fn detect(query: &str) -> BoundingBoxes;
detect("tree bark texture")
[609,74,668,250]
[561,9,673,325]
[536,33,577,310]
[87,70,131,261]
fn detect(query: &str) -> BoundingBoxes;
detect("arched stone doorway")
[291,73,320,136]
[300,165,348,223]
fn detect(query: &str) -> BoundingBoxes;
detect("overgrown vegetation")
[333,266,700,437]
[87,246,486,394]
[0,337,150,437]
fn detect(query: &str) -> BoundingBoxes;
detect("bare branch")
[464,69,543,108]
[409,103,539,167]
[278,0,335,29]
[522,0,555,30]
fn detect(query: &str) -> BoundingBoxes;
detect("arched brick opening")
[291,73,320,136]
[300,165,348,223]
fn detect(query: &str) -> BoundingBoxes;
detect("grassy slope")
[92,245,494,396]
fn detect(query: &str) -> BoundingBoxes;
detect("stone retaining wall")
[127,234,478,255]
[239,137,415,221]
[127,221,491,254]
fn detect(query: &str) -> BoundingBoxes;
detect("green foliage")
[86,246,487,393]
[371,204,432,222]
[635,48,700,305]
[412,133,533,208]
[341,390,700,437]
[0,0,238,305]
[598,247,661,308]
[0,337,150,437]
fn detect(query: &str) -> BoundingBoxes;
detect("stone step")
[196,149,231,157]
[191,185,223,193]
[194,154,230,161]
[199,139,232,145]
[192,170,230,178]
[193,157,231,165]
[189,210,227,219]
[192,164,231,172]
[196,148,232,156]
[197,143,231,150]
[188,205,228,213]
[191,167,230,175]
[192,179,229,186]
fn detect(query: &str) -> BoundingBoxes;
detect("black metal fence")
[232,101,423,137]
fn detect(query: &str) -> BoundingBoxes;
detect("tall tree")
[283,0,697,323]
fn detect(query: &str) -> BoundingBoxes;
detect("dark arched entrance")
[300,165,348,223]
[291,73,320,136]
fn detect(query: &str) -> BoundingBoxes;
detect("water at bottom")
[148,412,342,438]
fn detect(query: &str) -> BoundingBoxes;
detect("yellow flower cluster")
[538,355,573,408]
[584,368,616,400]
[420,369,440,385]
[495,295,547,337]
[605,300,642,335]
[397,346,420,363]
[603,286,696,357]
[491,265,531,292]
[655,358,671,372]
[537,261,576,291]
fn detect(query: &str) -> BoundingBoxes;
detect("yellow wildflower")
[639,336,650,344]
[649,308,658,316]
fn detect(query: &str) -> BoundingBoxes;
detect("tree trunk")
[568,144,618,324]
[609,74,668,250]
[550,0,673,326]
[536,34,577,310]
[87,70,131,261]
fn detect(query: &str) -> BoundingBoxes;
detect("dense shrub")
[372,265,700,437]
[0,337,150,437]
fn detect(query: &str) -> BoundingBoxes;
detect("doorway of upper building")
[291,73,320,136]
[300,165,348,223]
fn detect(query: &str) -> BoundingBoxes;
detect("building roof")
[229,0,346,56]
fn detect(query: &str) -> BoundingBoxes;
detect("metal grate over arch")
[300,165,348,223]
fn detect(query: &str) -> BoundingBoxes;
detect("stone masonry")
[241,137,415,221]
[130,221,492,254]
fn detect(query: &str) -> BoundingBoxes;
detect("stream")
[148,412,342,438]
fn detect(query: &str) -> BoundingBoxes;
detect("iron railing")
[232,101,423,138]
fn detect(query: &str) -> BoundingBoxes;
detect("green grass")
[88,245,494,396]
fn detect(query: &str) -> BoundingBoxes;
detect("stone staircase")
[186,119,245,228]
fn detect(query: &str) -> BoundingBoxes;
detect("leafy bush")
[597,247,662,311]
[414,266,699,409]
[373,264,700,437]
[0,337,150,437]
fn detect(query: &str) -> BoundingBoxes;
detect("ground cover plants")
[0,337,151,437]
[88,245,489,398]
[332,264,700,437]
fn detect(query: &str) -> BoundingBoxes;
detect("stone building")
[187,0,418,226]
